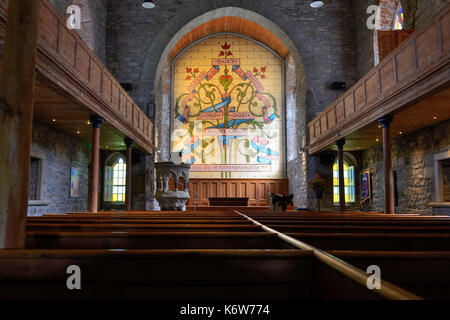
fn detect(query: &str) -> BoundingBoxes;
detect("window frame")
[103,153,127,204]
[28,151,49,206]
[333,158,356,205]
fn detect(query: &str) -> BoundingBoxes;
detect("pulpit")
[154,162,191,211]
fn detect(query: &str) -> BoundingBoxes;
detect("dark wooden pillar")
[0,0,40,249]
[89,115,104,213]
[124,138,134,211]
[378,115,395,214]
[336,139,346,213]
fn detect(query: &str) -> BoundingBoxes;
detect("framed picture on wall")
[70,167,80,198]
[360,170,371,204]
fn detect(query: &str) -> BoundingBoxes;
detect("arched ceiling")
[169,16,289,60]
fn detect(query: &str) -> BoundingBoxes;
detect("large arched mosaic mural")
[172,34,284,179]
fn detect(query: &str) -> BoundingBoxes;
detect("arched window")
[104,154,126,203]
[333,159,355,204]
[393,3,404,30]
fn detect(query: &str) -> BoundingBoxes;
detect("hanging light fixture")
[310,1,324,8]
[142,1,156,9]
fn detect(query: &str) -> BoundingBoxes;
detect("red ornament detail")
[261,67,267,73]
[253,67,258,73]
[186,68,192,73]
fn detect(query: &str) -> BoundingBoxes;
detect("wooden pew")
[26,231,292,250]
[0,249,313,300]
[44,214,247,221]
[27,218,250,224]
[331,251,450,299]
[264,224,450,234]
[249,219,450,226]
[26,223,261,233]
[0,249,418,300]
[286,232,450,251]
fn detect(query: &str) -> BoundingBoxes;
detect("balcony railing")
[307,4,449,155]
[0,0,154,153]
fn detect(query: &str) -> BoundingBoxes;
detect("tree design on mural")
[173,41,281,173]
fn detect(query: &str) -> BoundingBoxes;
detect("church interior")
[0,0,449,302]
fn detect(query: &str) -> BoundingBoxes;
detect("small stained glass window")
[333,160,355,204]
[112,158,126,202]
[394,4,404,30]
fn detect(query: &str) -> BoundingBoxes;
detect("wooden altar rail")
[0,0,154,153]
[307,4,450,155]
[187,179,289,207]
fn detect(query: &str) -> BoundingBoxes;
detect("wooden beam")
[89,115,104,213]
[124,138,134,211]
[0,0,40,248]
[379,116,395,214]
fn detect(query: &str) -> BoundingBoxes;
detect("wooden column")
[89,115,104,213]
[0,0,41,249]
[378,115,395,214]
[336,139,345,212]
[336,139,346,213]
[124,138,134,211]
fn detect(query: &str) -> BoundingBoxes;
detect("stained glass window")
[394,4,404,30]
[112,158,126,202]
[333,160,355,204]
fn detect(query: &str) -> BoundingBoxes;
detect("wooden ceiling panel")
[33,80,131,152]
[169,16,289,60]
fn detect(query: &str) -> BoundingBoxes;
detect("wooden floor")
[1,209,450,300]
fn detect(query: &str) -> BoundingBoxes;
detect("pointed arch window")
[393,3,404,30]
[333,159,355,204]
[104,155,126,203]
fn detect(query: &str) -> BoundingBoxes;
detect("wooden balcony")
[307,4,450,155]
[0,0,153,153]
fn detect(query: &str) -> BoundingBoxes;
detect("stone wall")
[354,0,377,79]
[89,0,107,62]
[27,122,91,216]
[106,0,359,119]
[49,0,107,62]
[442,160,450,202]
[361,119,450,215]
[131,153,156,210]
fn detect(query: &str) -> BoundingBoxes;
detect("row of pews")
[241,211,450,300]
[1,210,449,300]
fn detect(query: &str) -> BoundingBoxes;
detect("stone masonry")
[27,122,91,216]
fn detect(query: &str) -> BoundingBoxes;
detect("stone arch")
[150,7,308,155]
[104,152,126,167]
[146,6,311,208]
[66,0,96,52]
[334,152,358,169]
